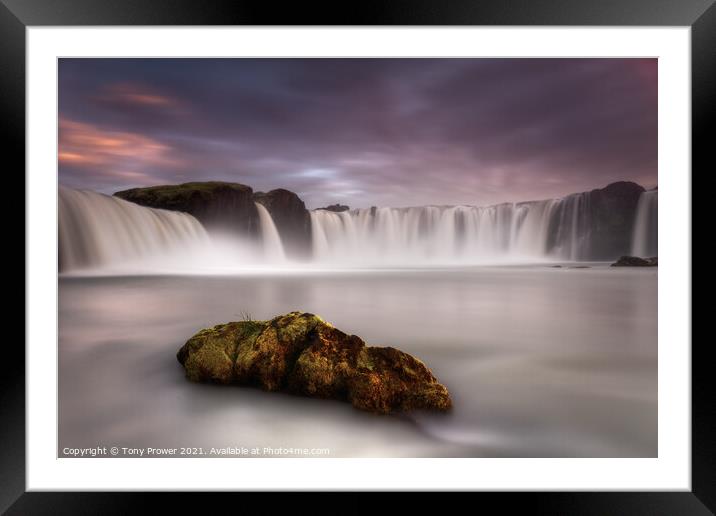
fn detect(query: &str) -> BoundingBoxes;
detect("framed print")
[5,0,711,512]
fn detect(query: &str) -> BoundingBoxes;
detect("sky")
[58,58,657,209]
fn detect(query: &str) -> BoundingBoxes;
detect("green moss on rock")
[116,181,253,207]
[177,311,452,414]
[177,321,267,384]
[115,181,259,237]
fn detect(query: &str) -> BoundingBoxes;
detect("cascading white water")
[59,186,211,272]
[631,189,658,257]
[255,202,286,262]
[310,194,594,266]
[547,192,593,261]
[311,194,590,264]
[60,185,646,271]
[59,187,288,273]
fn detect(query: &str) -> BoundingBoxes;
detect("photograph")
[57,57,659,459]
[4,0,707,506]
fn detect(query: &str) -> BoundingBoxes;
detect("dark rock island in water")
[611,255,658,267]
[177,312,452,414]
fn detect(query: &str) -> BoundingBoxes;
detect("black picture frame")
[4,0,710,512]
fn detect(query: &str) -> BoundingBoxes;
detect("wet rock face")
[177,312,452,414]
[543,181,646,261]
[115,181,260,238]
[253,189,312,259]
[611,255,658,267]
[588,181,646,260]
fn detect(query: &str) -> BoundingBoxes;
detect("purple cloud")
[59,58,657,208]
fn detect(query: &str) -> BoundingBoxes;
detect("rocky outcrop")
[544,181,645,260]
[253,189,311,259]
[611,255,658,267]
[114,182,314,256]
[587,181,646,259]
[114,182,260,238]
[177,312,452,414]
[317,204,350,212]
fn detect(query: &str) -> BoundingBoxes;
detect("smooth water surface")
[59,265,657,457]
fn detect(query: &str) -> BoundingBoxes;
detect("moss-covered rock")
[177,312,452,414]
[115,181,260,238]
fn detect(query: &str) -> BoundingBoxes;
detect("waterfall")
[255,202,286,262]
[310,194,597,265]
[631,190,658,257]
[59,187,293,273]
[547,192,593,261]
[60,184,652,271]
[59,186,211,272]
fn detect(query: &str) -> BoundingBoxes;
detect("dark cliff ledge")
[587,181,646,260]
[115,182,260,238]
[115,182,313,259]
[545,180,646,260]
[253,189,312,259]
[316,204,350,212]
